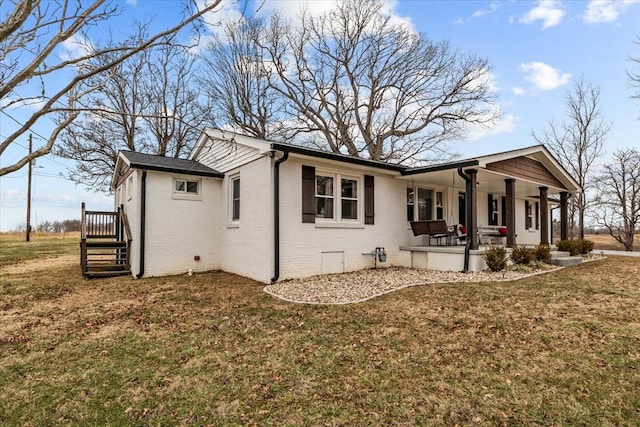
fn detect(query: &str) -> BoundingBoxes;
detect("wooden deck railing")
[80,202,132,276]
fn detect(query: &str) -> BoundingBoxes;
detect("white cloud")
[466,112,519,142]
[512,86,526,96]
[519,0,565,29]
[0,189,26,208]
[255,0,414,33]
[59,34,94,62]
[582,0,638,24]
[472,1,501,18]
[519,61,571,90]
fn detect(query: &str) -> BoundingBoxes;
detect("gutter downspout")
[271,151,289,283]
[136,169,147,279]
[457,167,471,273]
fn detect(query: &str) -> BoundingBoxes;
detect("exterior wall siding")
[486,156,564,189]
[195,137,263,173]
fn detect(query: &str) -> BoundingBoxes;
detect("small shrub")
[483,245,507,272]
[579,239,594,254]
[510,245,533,265]
[533,243,551,263]
[557,239,581,256]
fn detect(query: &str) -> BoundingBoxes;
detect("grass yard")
[1,236,639,425]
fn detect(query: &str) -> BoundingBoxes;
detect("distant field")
[1,236,638,425]
[584,233,640,251]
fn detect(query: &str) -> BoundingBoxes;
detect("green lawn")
[1,236,639,425]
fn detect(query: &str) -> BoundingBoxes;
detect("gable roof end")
[111,151,223,190]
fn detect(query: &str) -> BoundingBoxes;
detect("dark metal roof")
[120,151,223,178]
[270,142,406,172]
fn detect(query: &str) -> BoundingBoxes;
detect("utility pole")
[26,134,32,242]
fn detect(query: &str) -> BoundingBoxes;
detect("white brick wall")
[277,157,415,280]
[218,156,274,282]
[139,171,222,277]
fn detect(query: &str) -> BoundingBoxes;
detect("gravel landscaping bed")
[264,266,559,305]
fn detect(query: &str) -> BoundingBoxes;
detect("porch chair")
[410,220,457,246]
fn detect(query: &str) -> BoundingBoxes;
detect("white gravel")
[263,266,558,305]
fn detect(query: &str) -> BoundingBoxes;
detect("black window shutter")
[487,194,493,225]
[525,200,530,229]
[501,196,507,226]
[535,202,540,230]
[364,175,375,225]
[302,165,316,223]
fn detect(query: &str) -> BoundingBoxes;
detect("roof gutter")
[271,150,289,283]
[457,167,472,273]
[135,169,147,279]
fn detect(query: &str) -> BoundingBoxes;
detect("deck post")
[505,179,516,247]
[466,169,478,250]
[560,191,569,241]
[539,186,549,245]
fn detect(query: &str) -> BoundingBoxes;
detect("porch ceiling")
[398,168,569,198]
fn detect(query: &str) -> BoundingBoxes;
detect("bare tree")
[240,0,498,162]
[533,77,611,239]
[54,32,150,190]
[200,17,284,140]
[0,0,224,176]
[592,148,640,251]
[143,43,213,158]
[56,36,213,191]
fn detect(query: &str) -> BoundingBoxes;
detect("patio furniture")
[410,220,457,246]
[478,226,508,245]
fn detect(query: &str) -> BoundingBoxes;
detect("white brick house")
[109,128,580,283]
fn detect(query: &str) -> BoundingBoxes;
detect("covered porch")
[397,145,581,272]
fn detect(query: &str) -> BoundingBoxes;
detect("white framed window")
[230,175,240,222]
[407,186,444,221]
[174,178,199,195]
[315,173,361,222]
[316,175,334,219]
[127,176,133,201]
[525,200,533,230]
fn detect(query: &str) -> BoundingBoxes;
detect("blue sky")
[1,0,639,231]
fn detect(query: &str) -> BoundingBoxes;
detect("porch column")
[505,179,516,247]
[560,191,569,241]
[539,186,549,245]
[466,169,478,250]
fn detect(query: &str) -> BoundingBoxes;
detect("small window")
[316,175,334,219]
[127,176,133,200]
[230,175,240,221]
[406,188,415,221]
[314,173,360,222]
[341,178,358,220]
[525,200,533,230]
[488,194,498,226]
[436,191,444,220]
[174,178,199,195]
[417,188,433,221]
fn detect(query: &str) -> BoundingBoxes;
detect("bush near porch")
[1,235,639,425]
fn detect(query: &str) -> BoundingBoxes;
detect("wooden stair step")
[85,270,131,278]
[85,241,127,248]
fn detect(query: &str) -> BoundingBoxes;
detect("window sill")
[227,223,240,229]
[315,221,365,229]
